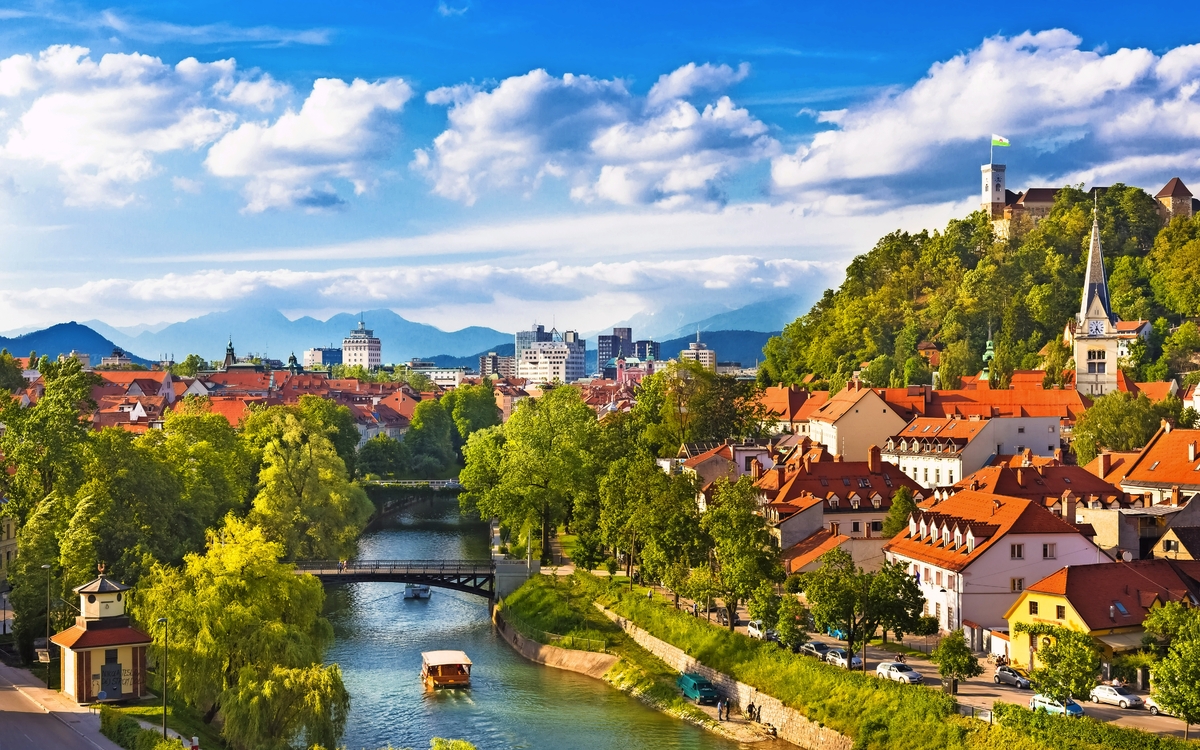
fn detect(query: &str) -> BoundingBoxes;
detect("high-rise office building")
[680,339,717,371]
[343,319,382,369]
[479,351,515,378]
[515,324,554,363]
[597,327,634,368]
[633,339,660,361]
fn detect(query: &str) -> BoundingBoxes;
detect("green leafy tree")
[1144,600,1197,652]
[460,387,598,564]
[700,478,781,631]
[930,629,982,692]
[406,399,457,476]
[802,548,925,658]
[1072,391,1182,465]
[1150,620,1200,740]
[747,579,781,627]
[357,434,410,478]
[442,383,501,441]
[0,356,97,525]
[248,412,373,561]
[296,395,360,478]
[1014,623,1100,704]
[881,486,917,538]
[135,517,345,742]
[169,353,209,377]
[0,349,26,392]
[775,594,810,652]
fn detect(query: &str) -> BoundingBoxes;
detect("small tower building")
[981,163,1006,219]
[49,574,151,704]
[1155,177,1194,221]
[1073,205,1121,396]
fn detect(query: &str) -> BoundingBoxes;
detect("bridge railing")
[295,559,493,574]
[365,479,463,490]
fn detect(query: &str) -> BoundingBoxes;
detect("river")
[323,496,760,750]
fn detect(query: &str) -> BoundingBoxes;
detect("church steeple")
[1079,197,1113,323]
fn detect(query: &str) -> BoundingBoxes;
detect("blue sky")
[3,1,1200,336]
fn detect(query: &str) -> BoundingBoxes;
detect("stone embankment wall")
[492,609,618,679]
[597,604,853,750]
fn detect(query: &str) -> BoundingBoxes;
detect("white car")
[825,648,863,669]
[746,620,777,641]
[1146,695,1172,716]
[876,661,923,684]
[1089,684,1143,709]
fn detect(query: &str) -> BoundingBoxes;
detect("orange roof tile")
[782,528,850,573]
[1022,559,1200,631]
[955,464,1123,502]
[1121,426,1200,488]
[884,489,1089,572]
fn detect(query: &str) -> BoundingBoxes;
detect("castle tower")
[981,163,1006,219]
[1073,204,1121,396]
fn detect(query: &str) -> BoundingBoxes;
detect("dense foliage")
[759,186,1200,390]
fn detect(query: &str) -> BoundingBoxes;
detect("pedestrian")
[647,588,653,600]
[747,701,756,722]
[716,700,724,721]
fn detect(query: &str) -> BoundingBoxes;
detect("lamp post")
[41,564,50,687]
[157,617,168,739]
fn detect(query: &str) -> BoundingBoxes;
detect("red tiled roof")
[1121,426,1200,488]
[955,464,1123,501]
[1157,177,1193,199]
[759,386,821,422]
[762,452,922,514]
[1022,559,1200,631]
[1082,451,1141,484]
[51,623,152,650]
[809,383,880,424]
[1134,382,1175,402]
[887,416,989,446]
[884,489,1089,571]
[782,528,850,573]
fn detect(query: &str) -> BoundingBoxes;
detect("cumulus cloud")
[0,45,276,206]
[414,62,775,208]
[771,30,1200,199]
[205,77,413,212]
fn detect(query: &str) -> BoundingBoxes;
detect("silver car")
[825,648,863,669]
[1089,684,1143,709]
[876,661,923,683]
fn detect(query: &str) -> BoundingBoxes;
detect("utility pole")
[41,564,50,687]
[158,617,168,739]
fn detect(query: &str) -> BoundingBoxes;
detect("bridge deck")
[295,559,496,597]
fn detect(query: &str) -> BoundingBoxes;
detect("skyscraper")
[515,324,553,363]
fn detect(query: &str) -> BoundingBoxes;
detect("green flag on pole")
[991,134,1010,147]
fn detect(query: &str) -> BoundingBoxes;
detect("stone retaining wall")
[492,609,618,679]
[597,604,853,750]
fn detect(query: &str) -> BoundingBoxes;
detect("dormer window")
[829,497,839,508]
[872,495,881,508]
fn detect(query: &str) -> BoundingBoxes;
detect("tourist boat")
[404,583,432,599]
[421,650,472,689]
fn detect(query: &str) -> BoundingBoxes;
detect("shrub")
[99,706,181,750]
[991,702,1193,750]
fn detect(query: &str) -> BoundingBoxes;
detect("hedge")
[99,705,181,750]
[991,702,1193,750]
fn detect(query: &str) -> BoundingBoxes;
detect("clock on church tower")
[1088,320,1104,336]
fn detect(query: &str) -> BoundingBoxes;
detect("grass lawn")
[114,699,226,749]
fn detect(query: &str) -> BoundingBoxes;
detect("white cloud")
[98,11,331,46]
[436,2,469,17]
[771,30,1200,198]
[205,77,413,212]
[172,176,202,194]
[415,62,774,208]
[0,46,283,206]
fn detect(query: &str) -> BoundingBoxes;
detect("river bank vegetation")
[499,571,1193,750]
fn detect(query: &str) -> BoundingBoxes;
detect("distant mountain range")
[0,322,153,366]
[85,308,513,363]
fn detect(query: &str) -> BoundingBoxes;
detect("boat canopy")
[422,650,472,667]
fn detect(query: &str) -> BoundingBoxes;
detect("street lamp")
[157,617,168,739]
[41,564,50,687]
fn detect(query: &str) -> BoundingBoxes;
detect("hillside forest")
[758,184,1200,392]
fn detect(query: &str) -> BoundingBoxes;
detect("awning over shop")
[1096,631,1146,652]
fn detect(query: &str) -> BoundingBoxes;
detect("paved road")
[0,678,110,750]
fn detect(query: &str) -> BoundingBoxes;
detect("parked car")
[876,661,923,684]
[1089,684,1144,709]
[716,608,733,626]
[746,620,778,641]
[994,666,1031,689]
[1029,694,1084,718]
[1146,695,1171,716]
[676,673,719,705]
[825,648,863,669]
[800,642,833,659]
[827,626,848,641]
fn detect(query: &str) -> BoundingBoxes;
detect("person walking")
[716,700,724,721]
[747,701,756,722]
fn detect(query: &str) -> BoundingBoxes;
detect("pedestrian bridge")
[295,559,497,598]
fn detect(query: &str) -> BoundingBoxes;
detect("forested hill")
[758,183,1200,390]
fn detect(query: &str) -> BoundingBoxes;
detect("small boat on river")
[404,583,432,599]
[421,650,472,689]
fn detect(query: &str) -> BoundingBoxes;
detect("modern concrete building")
[343,320,382,370]
[304,347,343,369]
[479,351,515,379]
[515,324,554,363]
[517,341,574,384]
[597,327,633,367]
[680,338,717,371]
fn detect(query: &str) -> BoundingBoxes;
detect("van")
[676,673,719,705]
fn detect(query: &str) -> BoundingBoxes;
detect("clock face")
[1088,320,1104,336]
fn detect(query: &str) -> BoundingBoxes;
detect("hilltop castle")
[980,162,1197,237]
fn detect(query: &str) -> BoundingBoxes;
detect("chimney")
[1064,491,1077,524]
[992,498,1001,516]
[1190,442,1197,463]
[829,521,840,537]
[750,458,763,480]
[1054,447,1063,464]
[803,455,812,474]
[1098,452,1111,479]
[970,479,979,491]
[1163,419,1173,434]
[1172,485,1181,507]
[868,445,881,474]
[833,454,843,463]
[1016,467,1025,487]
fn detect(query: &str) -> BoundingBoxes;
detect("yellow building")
[1153,527,1200,560]
[50,575,152,703]
[0,514,16,579]
[1004,559,1200,668]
